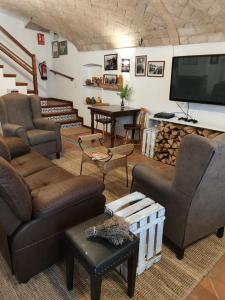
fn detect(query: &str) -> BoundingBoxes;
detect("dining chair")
[124,107,149,144]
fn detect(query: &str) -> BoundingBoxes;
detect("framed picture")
[147,61,165,77]
[104,54,118,70]
[59,40,68,55]
[121,59,130,72]
[135,55,147,76]
[52,41,59,58]
[103,74,117,85]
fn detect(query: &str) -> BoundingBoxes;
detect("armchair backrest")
[173,134,215,198]
[0,93,41,130]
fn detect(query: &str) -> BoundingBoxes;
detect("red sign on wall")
[37,33,45,45]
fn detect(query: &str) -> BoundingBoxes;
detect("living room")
[0,2,225,299]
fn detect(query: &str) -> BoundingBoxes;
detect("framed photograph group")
[135,56,147,76]
[52,40,68,58]
[147,61,165,77]
[52,41,59,58]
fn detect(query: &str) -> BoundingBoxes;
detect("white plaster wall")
[0,9,52,96]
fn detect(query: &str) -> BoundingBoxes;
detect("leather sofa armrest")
[3,137,30,158]
[2,123,29,145]
[33,118,60,132]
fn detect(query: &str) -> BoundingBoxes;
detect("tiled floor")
[62,129,225,300]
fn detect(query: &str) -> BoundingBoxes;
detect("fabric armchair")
[0,93,62,157]
[131,133,225,259]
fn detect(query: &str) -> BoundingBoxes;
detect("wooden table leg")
[111,117,116,148]
[90,274,102,300]
[91,112,95,134]
[127,250,138,298]
[66,249,74,291]
[131,112,137,142]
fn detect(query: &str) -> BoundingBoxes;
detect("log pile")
[153,122,221,166]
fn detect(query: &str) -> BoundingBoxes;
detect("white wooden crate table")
[105,192,165,277]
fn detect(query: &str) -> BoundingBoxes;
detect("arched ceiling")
[1,0,225,51]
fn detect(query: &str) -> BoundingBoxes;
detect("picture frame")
[135,55,147,76]
[52,41,59,58]
[103,74,117,85]
[121,59,130,72]
[59,40,68,55]
[147,61,165,77]
[104,54,118,71]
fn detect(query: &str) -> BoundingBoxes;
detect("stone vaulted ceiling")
[1,0,225,51]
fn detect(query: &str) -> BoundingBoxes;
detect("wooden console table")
[88,105,140,147]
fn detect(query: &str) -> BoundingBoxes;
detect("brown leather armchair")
[0,93,61,158]
[131,133,225,259]
[0,137,105,283]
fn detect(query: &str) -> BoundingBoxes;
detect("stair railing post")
[32,54,38,95]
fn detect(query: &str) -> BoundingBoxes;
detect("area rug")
[0,149,225,300]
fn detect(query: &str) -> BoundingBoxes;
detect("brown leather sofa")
[131,133,225,259]
[0,137,105,283]
[0,93,62,158]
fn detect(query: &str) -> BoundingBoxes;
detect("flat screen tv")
[170,54,225,105]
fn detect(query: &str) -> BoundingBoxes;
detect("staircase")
[41,98,83,128]
[0,64,32,95]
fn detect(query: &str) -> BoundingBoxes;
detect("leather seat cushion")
[27,129,56,146]
[24,165,74,192]
[0,157,32,221]
[31,175,105,218]
[11,151,53,177]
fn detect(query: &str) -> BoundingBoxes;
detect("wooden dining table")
[88,105,140,147]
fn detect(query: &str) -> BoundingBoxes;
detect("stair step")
[60,119,83,129]
[42,106,73,114]
[16,82,28,86]
[42,110,78,117]
[41,97,73,106]
[3,74,16,77]
[45,115,80,122]
[27,89,34,94]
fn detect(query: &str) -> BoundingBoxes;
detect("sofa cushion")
[3,137,30,158]
[0,157,32,221]
[27,129,56,146]
[11,151,53,177]
[0,136,11,162]
[32,175,105,218]
[24,165,74,192]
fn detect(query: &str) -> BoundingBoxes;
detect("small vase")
[121,97,125,110]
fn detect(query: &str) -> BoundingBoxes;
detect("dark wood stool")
[64,214,139,300]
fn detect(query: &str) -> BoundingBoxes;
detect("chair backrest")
[0,93,34,130]
[174,133,225,246]
[137,107,149,129]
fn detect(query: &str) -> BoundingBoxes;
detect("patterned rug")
[0,149,225,300]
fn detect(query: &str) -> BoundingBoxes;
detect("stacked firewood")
[153,122,221,166]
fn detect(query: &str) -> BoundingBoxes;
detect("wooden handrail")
[50,69,74,81]
[0,25,33,57]
[0,43,32,70]
[0,25,38,94]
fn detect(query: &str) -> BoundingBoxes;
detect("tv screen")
[170,54,225,105]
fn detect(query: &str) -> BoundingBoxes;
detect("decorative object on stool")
[85,216,133,246]
[105,192,165,278]
[118,84,131,110]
